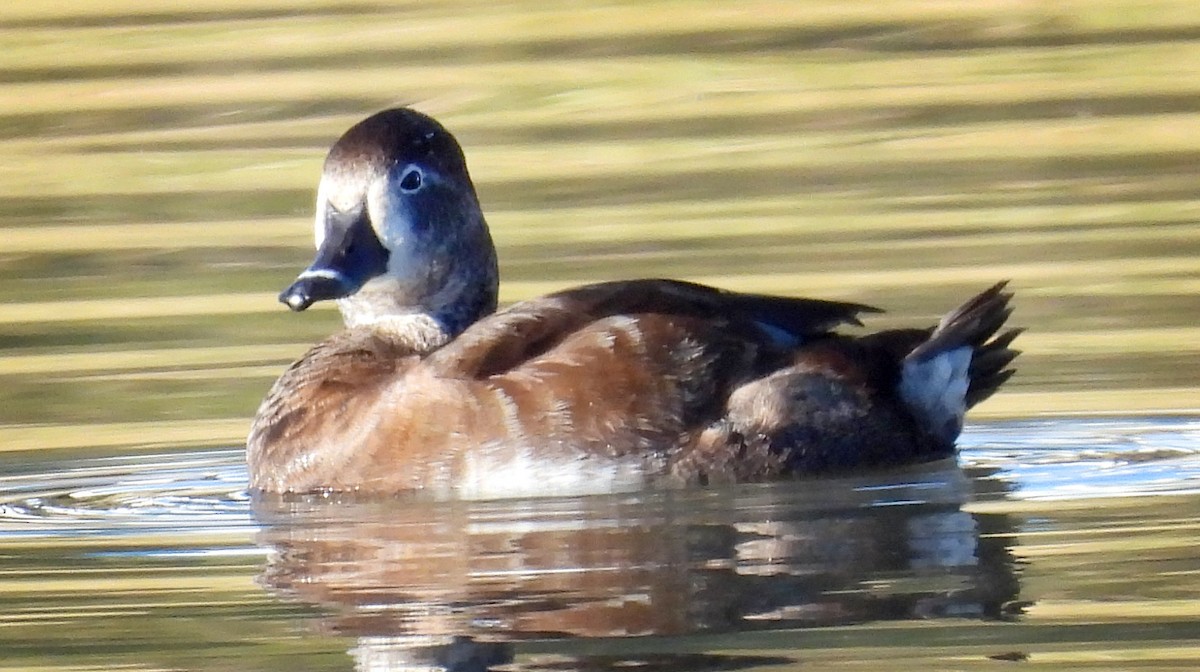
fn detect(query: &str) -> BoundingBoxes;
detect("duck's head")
[280,108,499,340]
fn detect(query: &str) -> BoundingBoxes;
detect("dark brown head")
[280,108,499,338]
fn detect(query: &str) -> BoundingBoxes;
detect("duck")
[246,107,1020,498]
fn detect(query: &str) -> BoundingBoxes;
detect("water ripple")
[0,418,1196,536]
[0,449,252,538]
[960,417,1200,500]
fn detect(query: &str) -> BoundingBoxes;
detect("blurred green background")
[1,0,1198,455]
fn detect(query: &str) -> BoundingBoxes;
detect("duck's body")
[247,108,1019,497]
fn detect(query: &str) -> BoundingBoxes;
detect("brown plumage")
[246,108,1020,497]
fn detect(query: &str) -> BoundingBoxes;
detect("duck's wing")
[426,278,878,379]
[246,330,420,491]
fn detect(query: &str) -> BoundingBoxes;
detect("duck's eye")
[399,168,423,192]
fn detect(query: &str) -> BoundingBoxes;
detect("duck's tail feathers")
[965,325,1022,407]
[898,281,1020,444]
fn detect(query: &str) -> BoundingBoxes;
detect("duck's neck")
[346,312,455,353]
[335,234,499,353]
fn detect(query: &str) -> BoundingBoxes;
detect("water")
[2,0,1200,669]
[1,419,1198,670]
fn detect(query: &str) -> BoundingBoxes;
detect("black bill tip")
[279,284,315,312]
[278,271,353,312]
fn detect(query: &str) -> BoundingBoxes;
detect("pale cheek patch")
[315,172,369,248]
[313,182,330,249]
[367,179,405,249]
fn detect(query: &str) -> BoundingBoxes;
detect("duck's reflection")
[253,461,1018,671]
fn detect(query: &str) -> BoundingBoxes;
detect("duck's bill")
[279,205,389,312]
[279,270,356,311]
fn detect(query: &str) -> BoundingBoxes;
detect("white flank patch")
[456,446,648,500]
[899,347,971,442]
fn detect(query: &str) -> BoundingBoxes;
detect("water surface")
[1,419,1199,671]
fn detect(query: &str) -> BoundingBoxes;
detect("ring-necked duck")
[247,108,1020,498]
